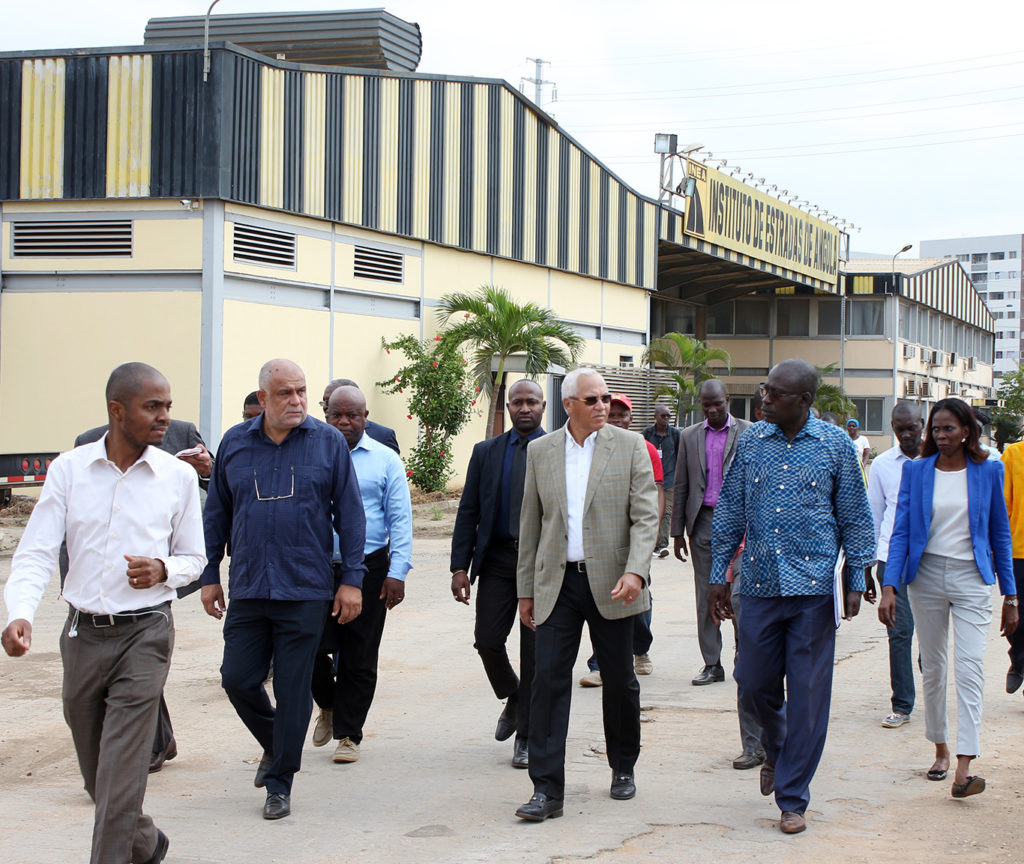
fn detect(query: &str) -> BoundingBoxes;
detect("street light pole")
[891,243,912,417]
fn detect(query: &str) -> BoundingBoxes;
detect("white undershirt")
[565,424,597,562]
[923,467,973,560]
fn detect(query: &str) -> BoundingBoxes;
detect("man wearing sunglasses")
[707,358,873,836]
[514,368,658,821]
[200,359,366,821]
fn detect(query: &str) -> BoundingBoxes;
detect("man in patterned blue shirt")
[708,358,874,836]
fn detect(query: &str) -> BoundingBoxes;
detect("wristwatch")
[1005,597,1019,607]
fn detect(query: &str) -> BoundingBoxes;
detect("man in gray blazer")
[671,379,762,767]
[514,368,659,821]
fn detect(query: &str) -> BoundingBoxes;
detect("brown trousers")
[60,606,173,864]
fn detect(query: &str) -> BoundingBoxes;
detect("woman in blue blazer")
[880,398,1018,799]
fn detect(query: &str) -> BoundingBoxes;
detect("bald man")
[201,359,366,820]
[3,362,206,864]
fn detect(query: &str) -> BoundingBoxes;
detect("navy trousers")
[735,593,835,815]
[220,598,329,796]
[1009,560,1024,672]
[529,568,641,799]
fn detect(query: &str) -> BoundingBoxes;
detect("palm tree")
[642,333,732,420]
[813,362,857,418]
[437,285,585,438]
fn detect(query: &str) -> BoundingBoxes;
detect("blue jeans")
[878,562,916,715]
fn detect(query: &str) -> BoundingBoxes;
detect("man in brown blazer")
[671,379,761,768]
[514,368,659,821]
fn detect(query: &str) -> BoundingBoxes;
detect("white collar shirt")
[4,436,206,625]
[564,423,598,562]
[866,444,917,563]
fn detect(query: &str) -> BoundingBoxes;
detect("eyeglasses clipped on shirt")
[254,466,295,501]
[566,394,612,407]
[757,383,808,401]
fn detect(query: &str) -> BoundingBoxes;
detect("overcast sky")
[3,0,1022,257]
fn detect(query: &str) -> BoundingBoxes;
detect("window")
[817,299,841,335]
[997,351,1004,359]
[777,298,810,336]
[993,272,1003,280]
[957,253,970,262]
[988,291,1004,301]
[734,300,769,335]
[972,253,989,264]
[850,398,884,433]
[707,301,734,335]
[974,273,988,283]
[1010,272,1019,279]
[847,298,885,336]
[650,299,695,337]
[991,252,1005,260]
[1011,251,1018,259]
[619,355,634,368]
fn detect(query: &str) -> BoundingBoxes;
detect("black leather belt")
[70,602,170,628]
[566,560,587,573]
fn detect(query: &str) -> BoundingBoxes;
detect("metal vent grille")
[11,221,133,257]
[233,223,297,268]
[354,245,403,283]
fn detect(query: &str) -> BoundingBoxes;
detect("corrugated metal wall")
[0,45,658,291]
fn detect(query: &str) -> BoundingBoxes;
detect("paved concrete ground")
[1,532,1019,863]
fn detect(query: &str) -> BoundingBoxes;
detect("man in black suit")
[450,379,545,768]
[68,418,211,773]
[320,379,400,454]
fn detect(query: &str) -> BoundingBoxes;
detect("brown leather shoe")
[780,811,806,834]
[760,760,775,796]
[149,738,177,774]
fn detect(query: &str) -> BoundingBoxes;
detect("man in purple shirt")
[671,381,760,766]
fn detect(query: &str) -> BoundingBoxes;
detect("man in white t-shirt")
[847,419,870,465]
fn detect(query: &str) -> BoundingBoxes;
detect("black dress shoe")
[515,792,563,821]
[760,760,776,796]
[1007,665,1024,694]
[254,751,273,788]
[495,697,518,741]
[149,738,178,774]
[732,750,766,770]
[512,737,529,769]
[140,830,169,864]
[263,792,291,820]
[691,664,725,686]
[610,772,636,800]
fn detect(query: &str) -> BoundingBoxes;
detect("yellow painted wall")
[708,338,772,368]
[330,312,419,453]
[602,281,647,328]
[549,269,600,324]
[490,258,549,307]
[220,300,331,438]
[422,244,493,300]
[0,291,201,451]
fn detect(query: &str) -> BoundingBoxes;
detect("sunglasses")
[567,394,612,407]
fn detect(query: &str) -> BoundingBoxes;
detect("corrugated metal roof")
[143,8,421,72]
[843,257,949,275]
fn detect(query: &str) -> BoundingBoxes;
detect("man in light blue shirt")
[311,385,413,764]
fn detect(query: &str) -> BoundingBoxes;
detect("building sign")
[685,159,840,285]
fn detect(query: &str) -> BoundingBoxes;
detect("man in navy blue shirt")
[201,358,366,821]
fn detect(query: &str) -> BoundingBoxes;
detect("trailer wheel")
[0,488,11,508]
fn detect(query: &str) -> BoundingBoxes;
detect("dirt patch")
[409,486,463,505]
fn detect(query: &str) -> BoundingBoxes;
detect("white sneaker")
[332,737,360,762]
[881,712,910,728]
[634,654,653,675]
[579,670,603,687]
[312,709,333,747]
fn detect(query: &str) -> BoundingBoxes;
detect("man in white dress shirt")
[2,362,206,864]
[867,402,923,729]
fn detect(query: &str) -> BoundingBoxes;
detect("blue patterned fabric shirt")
[710,415,875,597]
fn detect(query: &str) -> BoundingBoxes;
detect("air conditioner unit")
[902,344,916,359]
[905,379,917,397]
[967,356,977,370]
[919,381,933,398]
[948,352,958,367]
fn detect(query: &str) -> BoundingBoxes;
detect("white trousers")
[908,553,993,757]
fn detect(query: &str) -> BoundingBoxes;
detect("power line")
[566,85,1024,132]
[558,59,1024,103]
